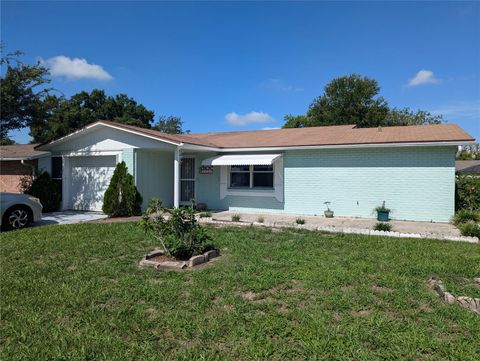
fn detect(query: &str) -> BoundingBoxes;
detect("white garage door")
[69,156,117,211]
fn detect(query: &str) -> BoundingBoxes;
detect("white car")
[0,193,43,231]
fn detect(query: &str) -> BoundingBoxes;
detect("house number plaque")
[199,166,214,174]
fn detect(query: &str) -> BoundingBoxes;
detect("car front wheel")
[3,207,31,231]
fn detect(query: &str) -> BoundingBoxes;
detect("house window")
[229,165,274,189]
[230,165,250,188]
[253,165,273,188]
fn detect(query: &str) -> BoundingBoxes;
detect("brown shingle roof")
[38,120,475,150]
[100,121,475,149]
[0,144,50,160]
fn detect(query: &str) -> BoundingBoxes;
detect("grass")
[1,223,480,360]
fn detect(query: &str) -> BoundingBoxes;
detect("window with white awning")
[200,154,284,202]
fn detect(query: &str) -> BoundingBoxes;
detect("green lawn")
[1,223,479,360]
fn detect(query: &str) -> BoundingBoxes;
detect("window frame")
[228,164,274,189]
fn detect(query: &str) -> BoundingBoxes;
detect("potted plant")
[375,201,390,221]
[324,201,334,218]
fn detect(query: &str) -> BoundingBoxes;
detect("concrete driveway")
[35,211,108,226]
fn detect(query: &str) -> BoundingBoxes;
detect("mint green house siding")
[194,146,456,222]
[283,146,456,222]
[125,146,456,222]
[122,148,174,209]
[136,149,174,209]
[122,148,135,176]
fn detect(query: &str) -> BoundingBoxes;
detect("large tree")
[30,89,156,143]
[0,48,51,144]
[283,74,443,129]
[152,115,190,134]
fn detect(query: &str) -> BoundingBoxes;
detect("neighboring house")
[35,121,475,222]
[455,160,480,175]
[0,144,51,193]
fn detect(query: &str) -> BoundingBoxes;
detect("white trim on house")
[37,121,183,150]
[202,154,282,166]
[219,157,284,202]
[173,147,180,208]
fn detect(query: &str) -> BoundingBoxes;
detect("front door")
[180,157,195,204]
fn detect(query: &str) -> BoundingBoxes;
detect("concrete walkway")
[209,210,464,239]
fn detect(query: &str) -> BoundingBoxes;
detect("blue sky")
[2,1,479,143]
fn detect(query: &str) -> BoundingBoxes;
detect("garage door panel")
[69,156,116,211]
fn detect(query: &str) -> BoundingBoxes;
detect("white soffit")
[201,154,282,166]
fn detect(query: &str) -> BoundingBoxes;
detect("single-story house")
[455,160,480,175]
[0,144,50,193]
[34,121,475,222]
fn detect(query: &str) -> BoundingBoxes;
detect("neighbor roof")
[97,121,475,149]
[455,160,480,174]
[0,144,50,160]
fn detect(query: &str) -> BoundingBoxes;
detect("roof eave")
[36,121,183,150]
[181,139,476,152]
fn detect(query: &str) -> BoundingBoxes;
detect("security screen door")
[180,157,195,203]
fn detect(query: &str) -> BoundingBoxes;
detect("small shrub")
[296,218,305,225]
[231,214,241,222]
[22,171,61,212]
[257,216,265,223]
[374,222,392,232]
[199,211,212,218]
[140,199,214,259]
[452,209,480,225]
[457,221,480,238]
[102,161,142,217]
[455,175,480,211]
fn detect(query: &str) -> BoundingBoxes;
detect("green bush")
[455,175,480,211]
[22,171,61,212]
[256,216,265,223]
[296,218,305,225]
[457,221,480,238]
[231,214,241,222]
[140,199,214,259]
[374,222,392,232]
[452,209,480,226]
[102,161,142,217]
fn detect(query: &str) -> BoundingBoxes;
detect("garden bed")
[139,248,220,271]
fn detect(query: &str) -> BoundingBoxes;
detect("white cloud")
[260,78,304,92]
[41,55,113,81]
[225,111,275,126]
[261,127,280,130]
[407,70,440,86]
